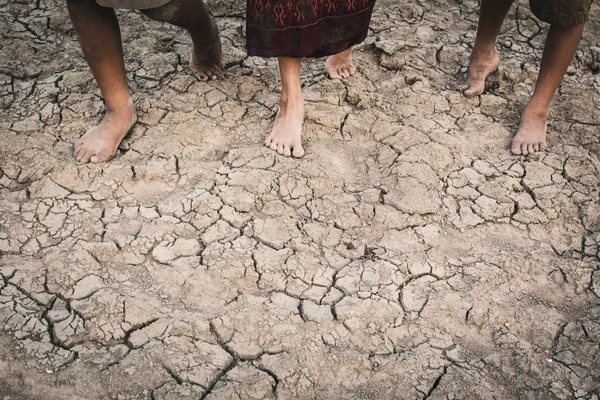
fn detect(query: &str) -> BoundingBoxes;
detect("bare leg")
[462,0,513,97]
[511,23,584,155]
[67,0,136,164]
[142,0,223,81]
[325,48,356,80]
[265,57,305,158]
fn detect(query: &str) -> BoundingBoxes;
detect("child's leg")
[462,0,513,97]
[326,48,356,80]
[511,23,584,155]
[67,0,136,164]
[265,57,305,158]
[141,0,223,81]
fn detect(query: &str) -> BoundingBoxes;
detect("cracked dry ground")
[1,0,600,399]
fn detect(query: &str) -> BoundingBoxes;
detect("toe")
[193,70,209,82]
[76,142,86,154]
[79,150,93,164]
[283,145,291,157]
[265,136,273,147]
[540,142,547,151]
[463,85,481,98]
[511,140,522,155]
[527,143,536,155]
[75,147,87,161]
[90,149,111,164]
[347,64,356,76]
[213,69,225,80]
[521,143,529,156]
[270,141,278,151]
[277,144,284,155]
[292,144,305,158]
[328,68,342,80]
[533,143,540,152]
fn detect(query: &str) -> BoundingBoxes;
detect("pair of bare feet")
[76,44,343,163]
[75,42,223,164]
[267,44,548,160]
[264,49,356,158]
[462,48,548,155]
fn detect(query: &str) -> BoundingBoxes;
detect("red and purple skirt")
[246,0,376,58]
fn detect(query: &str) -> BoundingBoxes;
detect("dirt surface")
[1,0,600,398]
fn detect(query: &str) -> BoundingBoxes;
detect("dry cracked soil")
[1,0,600,399]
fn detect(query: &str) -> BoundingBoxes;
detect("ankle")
[280,91,303,109]
[471,45,497,60]
[523,97,550,119]
[333,48,352,60]
[106,97,136,116]
[522,103,549,121]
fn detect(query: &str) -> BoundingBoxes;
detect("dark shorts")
[95,0,170,9]
[246,0,377,58]
[530,0,594,27]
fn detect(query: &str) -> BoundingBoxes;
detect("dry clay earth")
[1,0,600,398]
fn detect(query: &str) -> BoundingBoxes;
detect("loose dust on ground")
[1,0,600,399]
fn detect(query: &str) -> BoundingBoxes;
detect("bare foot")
[189,37,224,81]
[75,99,136,164]
[325,48,356,80]
[461,47,500,97]
[265,94,305,158]
[511,108,548,156]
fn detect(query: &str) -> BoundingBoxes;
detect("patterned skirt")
[246,0,376,58]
